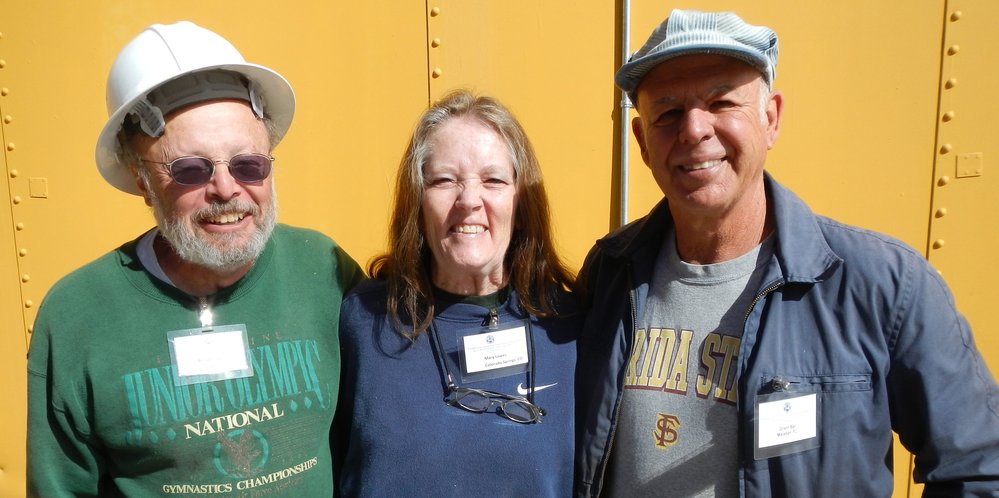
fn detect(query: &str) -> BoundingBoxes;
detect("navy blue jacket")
[575,174,999,497]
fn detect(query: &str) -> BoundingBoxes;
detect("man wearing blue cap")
[27,22,361,495]
[575,9,999,497]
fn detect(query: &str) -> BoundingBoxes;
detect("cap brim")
[615,44,770,93]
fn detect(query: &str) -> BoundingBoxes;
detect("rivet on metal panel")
[24,299,33,308]
[947,45,960,56]
[6,142,14,151]
[432,38,441,48]
[945,78,957,89]
[956,152,983,178]
[935,208,947,218]
[430,6,441,16]
[9,169,17,178]
[15,222,24,230]
[950,11,962,21]
[21,274,29,283]
[940,143,952,154]
[12,195,21,205]
[18,248,27,256]
[432,68,442,78]
[932,239,945,249]
[938,175,951,186]
[942,111,955,122]
[3,114,11,123]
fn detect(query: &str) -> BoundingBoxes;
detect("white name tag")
[758,393,817,447]
[167,324,254,386]
[754,392,820,459]
[462,325,529,374]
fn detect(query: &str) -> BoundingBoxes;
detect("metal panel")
[928,0,999,376]
[0,28,29,493]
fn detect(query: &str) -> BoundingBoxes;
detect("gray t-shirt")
[608,229,773,497]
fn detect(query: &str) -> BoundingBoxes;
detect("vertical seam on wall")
[925,0,952,262]
[0,27,30,349]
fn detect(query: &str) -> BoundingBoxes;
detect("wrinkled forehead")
[635,54,765,107]
[132,99,268,156]
[425,116,518,170]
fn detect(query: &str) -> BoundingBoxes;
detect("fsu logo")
[653,412,680,449]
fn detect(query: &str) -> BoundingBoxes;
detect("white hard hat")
[96,21,295,195]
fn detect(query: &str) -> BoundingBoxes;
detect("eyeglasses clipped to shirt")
[429,316,546,424]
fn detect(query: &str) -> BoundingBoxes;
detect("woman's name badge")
[167,324,254,386]
[753,392,821,460]
[462,323,529,374]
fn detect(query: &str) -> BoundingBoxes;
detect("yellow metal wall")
[1,1,995,497]
[928,0,999,384]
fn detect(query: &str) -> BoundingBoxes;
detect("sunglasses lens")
[229,154,272,183]
[169,157,214,185]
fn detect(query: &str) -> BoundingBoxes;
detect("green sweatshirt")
[27,224,361,497]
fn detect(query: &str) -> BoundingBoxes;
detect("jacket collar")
[765,174,842,283]
[596,172,841,283]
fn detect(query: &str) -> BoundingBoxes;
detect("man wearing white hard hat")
[575,9,999,497]
[27,21,361,496]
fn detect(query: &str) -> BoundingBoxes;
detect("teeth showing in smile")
[682,159,723,171]
[207,213,245,225]
[453,225,485,234]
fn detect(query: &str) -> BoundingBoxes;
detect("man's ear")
[131,166,153,207]
[766,90,783,150]
[632,116,651,166]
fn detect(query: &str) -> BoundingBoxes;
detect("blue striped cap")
[616,9,779,108]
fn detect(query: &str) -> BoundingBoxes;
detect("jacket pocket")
[761,373,872,394]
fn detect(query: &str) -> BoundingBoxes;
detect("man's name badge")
[753,392,821,459]
[167,324,254,386]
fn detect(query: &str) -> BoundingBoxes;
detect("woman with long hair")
[335,89,578,496]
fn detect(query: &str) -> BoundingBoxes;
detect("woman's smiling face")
[421,116,518,295]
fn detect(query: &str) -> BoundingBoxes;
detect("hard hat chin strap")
[128,70,263,138]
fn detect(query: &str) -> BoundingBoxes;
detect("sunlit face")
[421,117,518,292]
[632,54,781,221]
[133,100,276,271]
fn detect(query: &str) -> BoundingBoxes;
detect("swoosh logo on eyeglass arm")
[517,382,558,396]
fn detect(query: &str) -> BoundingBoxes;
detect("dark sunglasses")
[140,153,274,186]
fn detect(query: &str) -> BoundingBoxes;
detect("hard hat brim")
[95,62,295,196]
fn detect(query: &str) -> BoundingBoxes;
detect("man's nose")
[678,108,713,144]
[205,162,241,200]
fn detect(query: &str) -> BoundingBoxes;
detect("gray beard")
[150,190,277,272]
